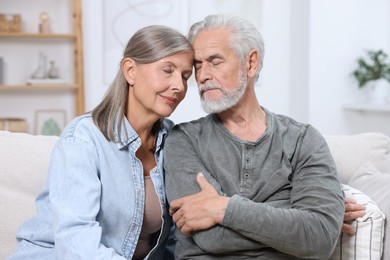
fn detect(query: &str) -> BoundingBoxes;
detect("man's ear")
[246,49,259,78]
[121,57,136,85]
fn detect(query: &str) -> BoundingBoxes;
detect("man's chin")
[201,89,223,100]
[201,101,227,114]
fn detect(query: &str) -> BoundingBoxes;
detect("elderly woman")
[8,25,193,260]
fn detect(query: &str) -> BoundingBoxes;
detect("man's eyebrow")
[194,53,224,63]
[207,53,224,61]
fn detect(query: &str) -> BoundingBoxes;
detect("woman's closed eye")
[163,67,174,75]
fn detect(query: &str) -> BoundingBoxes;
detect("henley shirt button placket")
[245,147,250,179]
[240,145,253,193]
[245,146,252,164]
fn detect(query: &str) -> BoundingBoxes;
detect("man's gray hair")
[188,14,265,81]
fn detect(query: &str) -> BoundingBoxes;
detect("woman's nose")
[172,75,186,93]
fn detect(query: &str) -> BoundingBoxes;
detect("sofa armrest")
[0,131,58,259]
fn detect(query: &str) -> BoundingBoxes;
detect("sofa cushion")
[348,162,390,260]
[325,132,390,184]
[0,131,58,259]
[330,183,385,260]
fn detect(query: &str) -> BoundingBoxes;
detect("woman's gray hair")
[92,25,193,141]
[188,14,264,81]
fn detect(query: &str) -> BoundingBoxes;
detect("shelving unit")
[343,103,390,113]
[0,0,84,133]
[0,84,77,90]
[0,32,76,38]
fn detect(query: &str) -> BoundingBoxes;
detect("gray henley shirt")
[164,108,344,259]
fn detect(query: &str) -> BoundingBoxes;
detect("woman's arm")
[49,135,126,260]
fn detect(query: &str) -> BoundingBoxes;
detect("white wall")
[82,0,267,123]
[308,0,390,135]
[82,0,390,135]
[257,0,292,116]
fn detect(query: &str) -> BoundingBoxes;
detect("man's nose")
[196,64,212,84]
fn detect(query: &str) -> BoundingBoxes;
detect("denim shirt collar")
[112,116,171,152]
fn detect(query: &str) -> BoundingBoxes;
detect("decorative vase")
[31,52,47,79]
[365,79,390,104]
[48,60,59,79]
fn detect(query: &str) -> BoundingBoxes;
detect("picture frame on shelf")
[35,109,66,136]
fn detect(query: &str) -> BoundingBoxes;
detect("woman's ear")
[246,49,259,78]
[121,57,136,85]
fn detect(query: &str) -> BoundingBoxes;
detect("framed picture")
[35,109,67,136]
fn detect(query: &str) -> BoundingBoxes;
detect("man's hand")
[342,197,366,235]
[169,172,229,236]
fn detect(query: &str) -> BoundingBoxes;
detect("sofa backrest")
[324,132,390,183]
[1,130,389,259]
[0,131,58,259]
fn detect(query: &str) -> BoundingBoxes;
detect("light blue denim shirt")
[8,114,174,260]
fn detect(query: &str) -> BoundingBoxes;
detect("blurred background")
[84,0,390,135]
[1,0,390,135]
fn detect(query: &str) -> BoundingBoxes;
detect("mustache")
[198,82,222,93]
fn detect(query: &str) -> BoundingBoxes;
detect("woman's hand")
[342,197,366,235]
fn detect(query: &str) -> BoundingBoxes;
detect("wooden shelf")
[0,32,76,39]
[0,0,84,116]
[343,103,390,112]
[0,84,77,90]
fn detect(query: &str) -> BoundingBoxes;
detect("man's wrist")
[216,196,230,224]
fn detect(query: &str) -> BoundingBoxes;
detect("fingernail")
[198,172,204,177]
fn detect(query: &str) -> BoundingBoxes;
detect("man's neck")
[217,98,267,142]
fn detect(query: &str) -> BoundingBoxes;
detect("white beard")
[199,68,247,114]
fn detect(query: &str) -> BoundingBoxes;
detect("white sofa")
[0,130,389,259]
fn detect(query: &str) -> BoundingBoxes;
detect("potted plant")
[352,49,390,103]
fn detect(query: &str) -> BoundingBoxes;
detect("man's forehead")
[194,27,231,47]
[193,37,222,50]
[193,48,227,62]
[193,37,230,60]
[193,43,223,55]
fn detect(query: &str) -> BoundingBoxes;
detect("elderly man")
[164,14,345,259]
